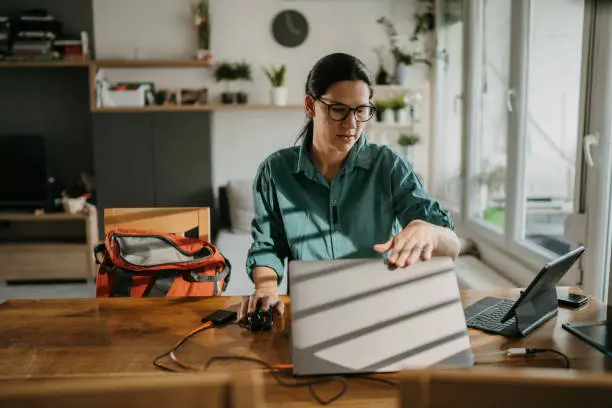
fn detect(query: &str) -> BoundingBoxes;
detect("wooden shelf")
[373,85,414,93]
[92,104,304,113]
[0,212,89,221]
[0,59,91,68]
[370,122,415,129]
[94,59,212,68]
[0,59,212,69]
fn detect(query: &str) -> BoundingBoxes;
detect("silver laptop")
[288,257,474,376]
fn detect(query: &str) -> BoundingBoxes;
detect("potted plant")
[376,99,395,124]
[214,61,237,104]
[391,96,409,124]
[234,60,252,104]
[374,100,389,122]
[192,0,211,62]
[263,64,287,106]
[377,16,432,86]
[397,132,420,162]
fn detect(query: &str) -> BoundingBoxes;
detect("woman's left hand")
[373,219,439,267]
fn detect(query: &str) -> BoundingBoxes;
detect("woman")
[240,53,460,319]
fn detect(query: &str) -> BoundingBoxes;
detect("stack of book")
[8,9,63,62]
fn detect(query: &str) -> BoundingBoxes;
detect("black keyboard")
[467,298,517,333]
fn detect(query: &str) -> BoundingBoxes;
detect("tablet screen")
[571,323,612,353]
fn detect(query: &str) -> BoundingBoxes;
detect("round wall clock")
[272,10,309,47]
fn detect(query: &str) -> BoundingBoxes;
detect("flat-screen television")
[0,135,48,209]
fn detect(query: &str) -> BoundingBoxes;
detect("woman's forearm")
[252,266,279,290]
[433,226,461,260]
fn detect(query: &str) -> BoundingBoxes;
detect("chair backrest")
[104,207,210,242]
[398,367,612,408]
[0,371,263,408]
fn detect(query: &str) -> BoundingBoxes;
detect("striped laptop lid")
[288,257,474,376]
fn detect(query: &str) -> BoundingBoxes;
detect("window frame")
[459,0,592,283]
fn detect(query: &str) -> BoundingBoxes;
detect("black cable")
[153,320,396,405]
[205,355,348,405]
[350,374,398,386]
[526,348,571,369]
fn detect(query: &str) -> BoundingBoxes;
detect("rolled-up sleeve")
[391,154,454,230]
[245,161,289,284]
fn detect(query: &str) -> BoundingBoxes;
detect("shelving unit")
[0,209,98,281]
[94,59,212,68]
[0,59,91,68]
[370,122,413,130]
[369,82,433,192]
[92,104,303,113]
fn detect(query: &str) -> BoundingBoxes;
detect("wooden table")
[0,289,611,407]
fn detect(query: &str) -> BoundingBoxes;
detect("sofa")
[213,179,513,297]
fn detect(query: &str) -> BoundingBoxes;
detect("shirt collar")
[294,134,372,177]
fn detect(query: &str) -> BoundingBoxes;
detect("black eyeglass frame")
[315,97,377,122]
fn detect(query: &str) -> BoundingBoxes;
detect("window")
[473,0,511,231]
[458,0,588,280]
[521,0,584,256]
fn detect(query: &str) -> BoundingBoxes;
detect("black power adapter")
[201,309,237,326]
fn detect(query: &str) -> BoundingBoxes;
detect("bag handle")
[185,255,232,283]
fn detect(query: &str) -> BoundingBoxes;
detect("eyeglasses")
[316,97,376,122]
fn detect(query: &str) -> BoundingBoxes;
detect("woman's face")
[305,80,373,155]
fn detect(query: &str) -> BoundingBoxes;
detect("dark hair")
[296,53,374,144]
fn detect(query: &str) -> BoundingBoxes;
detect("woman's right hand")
[238,266,285,324]
[238,286,285,322]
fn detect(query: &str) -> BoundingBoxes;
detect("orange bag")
[94,229,230,297]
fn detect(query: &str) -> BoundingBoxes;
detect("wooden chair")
[104,207,210,242]
[0,371,263,408]
[398,367,612,408]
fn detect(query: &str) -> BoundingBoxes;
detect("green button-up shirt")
[246,135,454,284]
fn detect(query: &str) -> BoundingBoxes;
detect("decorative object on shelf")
[215,61,238,104]
[192,0,212,63]
[263,64,287,106]
[272,10,309,47]
[156,88,179,105]
[408,91,423,123]
[392,96,409,124]
[180,88,208,105]
[377,16,431,86]
[382,102,395,124]
[94,69,118,107]
[234,60,252,104]
[397,132,420,163]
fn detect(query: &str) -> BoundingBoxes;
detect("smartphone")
[557,291,589,308]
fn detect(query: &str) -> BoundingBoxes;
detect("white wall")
[92,0,420,193]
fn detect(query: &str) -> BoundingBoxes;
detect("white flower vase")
[271,87,288,106]
[382,108,395,124]
[395,63,410,86]
[395,108,410,124]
